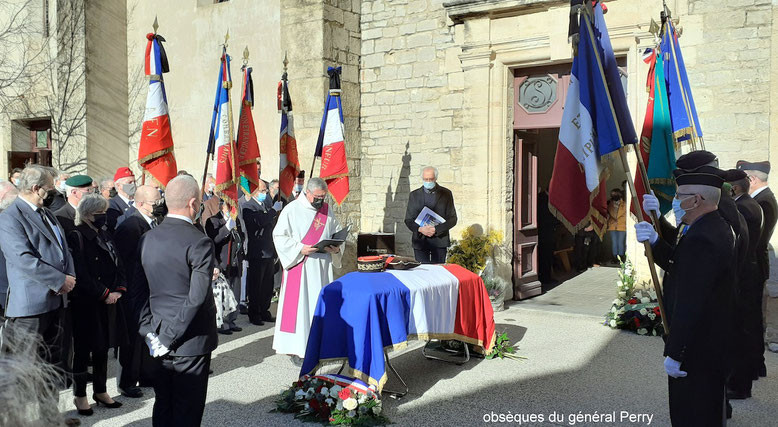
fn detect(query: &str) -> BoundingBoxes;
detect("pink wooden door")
[513,134,541,300]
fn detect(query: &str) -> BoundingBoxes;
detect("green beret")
[65,174,93,188]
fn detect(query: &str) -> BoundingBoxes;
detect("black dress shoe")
[93,394,122,408]
[238,303,248,314]
[726,389,751,400]
[218,328,233,335]
[250,319,265,326]
[119,386,144,398]
[230,325,243,332]
[261,314,276,322]
[759,363,767,378]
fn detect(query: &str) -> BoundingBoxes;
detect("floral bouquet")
[604,257,664,336]
[273,374,389,425]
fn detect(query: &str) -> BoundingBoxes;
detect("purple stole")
[279,203,329,333]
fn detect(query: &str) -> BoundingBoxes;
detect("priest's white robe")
[272,196,343,357]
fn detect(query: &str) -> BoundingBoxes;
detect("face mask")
[122,183,137,197]
[92,213,107,228]
[108,188,118,198]
[422,181,436,190]
[256,192,267,203]
[672,197,686,227]
[41,188,58,207]
[294,184,303,193]
[12,178,19,186]
[152,201,167,217]
[311,198,324,211]
[208,183,215,193]
[194,202,205,222]
[58,182,67,193]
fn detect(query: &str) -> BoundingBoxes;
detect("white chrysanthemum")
[358,394,367,404]
[639,308,648,315]
[373,406,382,415]
[618,291,627,298]
[637,328,647,335]
[611,307,618,313]
[641,297,650,304]
[648,313,656,320]
[325,398,334,405]
[295,389,306,400]
[321,387,329,396]
[609,319,617,327]
[343,397,358,411]
[336,400,343,411]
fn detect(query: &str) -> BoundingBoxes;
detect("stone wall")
[359,0,461,257]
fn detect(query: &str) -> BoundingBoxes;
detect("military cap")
[724,169,748,182]
[65,174,93,188]
[675,150,718,171]
[672,170,725,188]
[736,160,770,175]
[114,167,134,181]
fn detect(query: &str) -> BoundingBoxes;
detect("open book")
[313,225,351,253]
[415,206,446,227]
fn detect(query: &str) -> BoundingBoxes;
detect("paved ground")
[57,267,778,426]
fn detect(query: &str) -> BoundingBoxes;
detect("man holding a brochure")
[272,177,345,360]
[405,166,458,264]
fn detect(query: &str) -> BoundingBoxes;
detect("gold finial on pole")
[648,19,660,37]
[243,46,249,61]
[283,51,289,73]
[152,16,159,33]
[224,30,230,48]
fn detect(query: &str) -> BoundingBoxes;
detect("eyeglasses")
[675,192,705,201]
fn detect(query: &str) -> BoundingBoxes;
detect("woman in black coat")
[67,193,128,415]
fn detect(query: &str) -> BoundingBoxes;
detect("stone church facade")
[2,0,778,304]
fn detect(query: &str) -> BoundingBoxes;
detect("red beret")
[114,167,134,181]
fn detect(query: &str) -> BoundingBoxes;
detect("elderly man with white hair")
[404,166,458,264]
[272,177,344,360]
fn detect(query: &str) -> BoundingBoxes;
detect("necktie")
[675,224,688,246]
[129,200,135,208]
[38,209,60,247]
[150,219,157,229]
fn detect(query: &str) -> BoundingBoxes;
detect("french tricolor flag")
[549,1,636,235]
[315,67,350,205]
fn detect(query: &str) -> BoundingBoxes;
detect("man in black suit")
[54,174,94,233]
[725,170,764,399]
[114,185,163,398]
[738,160,778,379]
[404,166,458,264]
[636,171,736,426]
[48,170,70,212]
[138,175,217,426]
[206,199,244,334]
[107,167,137,233]
[242,180,277,325]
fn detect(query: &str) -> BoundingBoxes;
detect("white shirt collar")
[69,202,78,210]
[166,214,193,225]
[118,193,132,206]
[734,194,743,201]
[140,211,155,225]
[20,195,42,212]
[751,186,768,198]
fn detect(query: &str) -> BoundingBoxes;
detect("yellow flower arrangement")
[447,226,503,274]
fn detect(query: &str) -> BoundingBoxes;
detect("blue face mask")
[672,197,686,226]
[256,193,267,203]
[422,181,436,190]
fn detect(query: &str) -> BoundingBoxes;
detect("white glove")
[634,222,658,245]
[642,193,661,218]
[272,201,283,212]
[145,332,171,358]
[664,356,687,378]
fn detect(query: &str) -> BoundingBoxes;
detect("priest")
[272,177,344,359]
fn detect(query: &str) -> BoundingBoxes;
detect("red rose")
[338,388,351,400]
[634,317,641,327]
[653,306,661,316]
[628,298,638,304]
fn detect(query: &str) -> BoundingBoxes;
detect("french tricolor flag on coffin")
[301,264,496,391]
[548,2,636,235]
[315,67,350,205]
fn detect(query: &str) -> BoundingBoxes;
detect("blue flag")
[662,20,702,142]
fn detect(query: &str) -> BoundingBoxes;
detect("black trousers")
[247,258,274,322]
[152,353,211,427]
[73,349,108,396]
[11,307,69,377]
[119,333,155,388]
[413,247,447,264]
[668,369,726,426]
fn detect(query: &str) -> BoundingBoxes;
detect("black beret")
[672,170,725,188]
[724,169,748,182]
[65,174,93,188]
[675,150,718,171]
[736,160,770,175]
[297,170,306,179]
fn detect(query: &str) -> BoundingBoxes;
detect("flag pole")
[581,5,669,333]
[224,31,240,217]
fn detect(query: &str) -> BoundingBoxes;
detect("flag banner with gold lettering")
[138,32,177,187]
[549,1,626,236]
[314,67,349,205]
[662,19,702,143]
[236,66,260,195]
[211,50,239,215]
[278,74,300,199]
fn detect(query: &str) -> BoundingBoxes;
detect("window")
[43,0,49,37]
[28,119,51,152]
